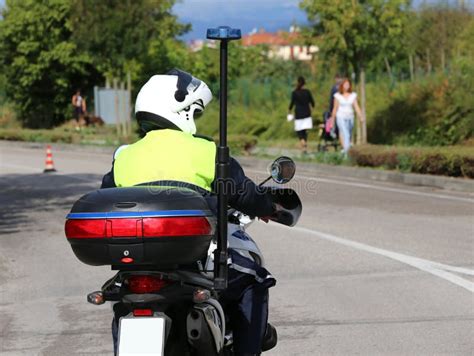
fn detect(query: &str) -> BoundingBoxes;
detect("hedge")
[0,128,76,143]
[349,145,474,178]
[0,127,136,145]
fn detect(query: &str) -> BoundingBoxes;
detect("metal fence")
[93,86,131,125]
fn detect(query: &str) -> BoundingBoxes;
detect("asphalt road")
[1,142,473,356]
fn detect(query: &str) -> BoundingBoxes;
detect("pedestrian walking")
[288,76,315,154]
[72,89,87,126]
[330,78,364,154]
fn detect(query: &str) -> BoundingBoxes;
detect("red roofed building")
[241,28,318,61]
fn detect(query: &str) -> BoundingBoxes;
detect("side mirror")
[270,156,296,184]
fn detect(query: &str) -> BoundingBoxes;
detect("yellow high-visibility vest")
[114,129,216,191]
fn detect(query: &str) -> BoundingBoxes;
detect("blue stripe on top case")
[66,210,211,219]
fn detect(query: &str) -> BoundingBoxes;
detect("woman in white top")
[330,78,364,153]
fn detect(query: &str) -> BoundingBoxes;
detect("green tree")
[71,0,189,84]
[408,3,472,75]
[0,0,189,128]
[300,0,410,143]
[0,0,98,128]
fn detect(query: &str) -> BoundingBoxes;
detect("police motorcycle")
[64,27,302,355]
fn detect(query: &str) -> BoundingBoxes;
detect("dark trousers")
[221,268,269,355]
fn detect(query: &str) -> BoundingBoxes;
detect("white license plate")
[118,315,166,356]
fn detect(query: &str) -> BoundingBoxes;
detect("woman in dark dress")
[288,76,315,154]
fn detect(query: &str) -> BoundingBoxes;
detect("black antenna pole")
[206,26,241,291]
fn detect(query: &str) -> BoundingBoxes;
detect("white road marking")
[245,168,474,204]
[307,175,474,204]
[426,261,474,276]
[286,225,474,293]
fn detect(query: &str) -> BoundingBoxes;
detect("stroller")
[317,111,339,152]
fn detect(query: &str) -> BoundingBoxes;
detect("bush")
[367,75,473,146]
[349,144,474,178]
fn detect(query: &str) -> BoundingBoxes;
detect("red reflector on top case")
[65,219,106,239]
[121,257,134,264]
[143,217,211,237]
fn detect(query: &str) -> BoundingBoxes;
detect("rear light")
[66,216,212,239]
[65,219,105,239]
[143,217,212,237]
[133,309,153,317]
[127,275,169,294]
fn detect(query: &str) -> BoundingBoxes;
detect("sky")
[174,0,472,40]
[173,0,307,40]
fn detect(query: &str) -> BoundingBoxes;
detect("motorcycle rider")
[101,69,277,355]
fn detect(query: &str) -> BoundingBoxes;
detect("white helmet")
[135,69,212,134]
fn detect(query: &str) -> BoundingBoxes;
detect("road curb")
[2,140,472,193]
[237,156,474,193]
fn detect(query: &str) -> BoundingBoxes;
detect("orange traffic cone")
[44,145,57,173]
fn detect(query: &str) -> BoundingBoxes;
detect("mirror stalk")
[259,176,272,187]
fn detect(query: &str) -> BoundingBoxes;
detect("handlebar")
[228,187,302,227]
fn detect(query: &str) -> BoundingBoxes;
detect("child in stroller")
[317,111,339,152]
